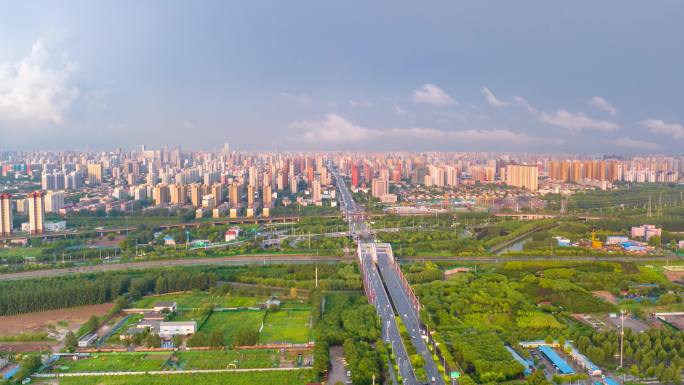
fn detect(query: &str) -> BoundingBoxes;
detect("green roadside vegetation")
[49,349,283,373]
[313,293,387,385]
[411,259,683,383]
[56,371,315,385]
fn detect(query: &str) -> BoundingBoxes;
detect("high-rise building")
[351,164,360,188]
[87,163,104,185]
[211,183,225,204]
[263,184,272,207]
[229,183,240,208]
[153,184,170,205]
[44,191,65,213]
[312,179,322,205]
[27,191,45,234]
[0,194,12,236]
[505,164,538,191]
[170,184,187,205]
[247,185,254,207]
[371,178,388,198]
[190,183,202,207]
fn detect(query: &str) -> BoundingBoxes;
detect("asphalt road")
[378,251,444,385]
[361,244,417,385]
[332,163,441,385]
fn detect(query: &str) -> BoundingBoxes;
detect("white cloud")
[290,113,546,145]
[0,40,79,125]
[588,96,617,116]
[348,99,373,108]
[290,113,373,142]
[412,83,456,106]
[394,105,407,115]
[514,96,539,114]
[540,109,620,133]
[279,92,312,105]
[481,86,507,107]
[639,119,684,139]
[609,137,659,150]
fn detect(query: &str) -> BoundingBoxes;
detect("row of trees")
[575,328,684,384]
[0,268,217,316]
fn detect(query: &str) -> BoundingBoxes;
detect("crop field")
[57,370,315,385]
[52,352,171,373]
[174,349,279,369]
[130,292,262,309]
[200,311,266,345]
[259,309,311,344]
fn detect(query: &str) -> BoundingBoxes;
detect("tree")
[86,315,100,334]
[64,331,78,352]
[145,333,161,348]
[172,334,183,348]
[233,327,258,347]
[649,235,662,247]
[14,355,41,381]
[630,364,639,379]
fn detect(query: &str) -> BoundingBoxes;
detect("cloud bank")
[0,40,79,125]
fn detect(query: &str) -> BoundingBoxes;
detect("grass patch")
[58,371,315,385]
[52,352,171,373]
[175,349,279,369]
[200,311,266,345]
[259,309,311,344]
[130,292,262,309]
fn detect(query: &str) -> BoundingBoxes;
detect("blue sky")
[0,1,682,153]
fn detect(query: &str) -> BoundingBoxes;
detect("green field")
[200,311,266,345]
[130,292,262,309]
[175,350,279,369]
[57,370,315,385]
[0,247,45,258]
[259,309,311,344]
[52,352,171,373]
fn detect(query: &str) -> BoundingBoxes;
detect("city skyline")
[0,1,682,153]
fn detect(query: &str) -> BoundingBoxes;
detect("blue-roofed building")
[505,346,534,376]
[567,345,601,376]
[538,345,575,375]
[603,377,620,385]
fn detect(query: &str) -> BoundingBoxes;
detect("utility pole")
[659,192,663,215]
[315,265,318,288]
[619,309,626,369]
[647,193,652,217]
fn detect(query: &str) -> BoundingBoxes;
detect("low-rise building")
[78,333,98,347]
[153,301,177,313]
[159,321,196,336]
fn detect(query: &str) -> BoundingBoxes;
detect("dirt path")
[0,303,114,335]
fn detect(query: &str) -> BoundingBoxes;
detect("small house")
[78,333,98,347]
[153,301,177,313]
[159,321,197,336]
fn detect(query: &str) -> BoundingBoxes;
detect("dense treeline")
[575,328,683,384]
[0,268,216,316]
[313,294,385,385]
[416,273,562,382]
[0,274,129,316]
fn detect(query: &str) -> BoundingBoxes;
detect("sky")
[0,1,682,154]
